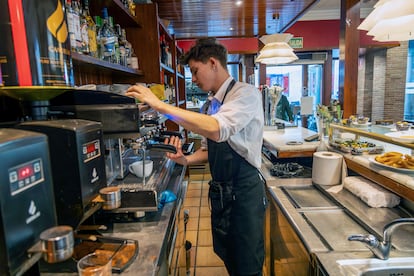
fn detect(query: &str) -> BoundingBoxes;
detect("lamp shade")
[358,0,414,42]
[256,33,298,65]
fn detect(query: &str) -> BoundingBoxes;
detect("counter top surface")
[339,149,414,190]
[263,125,319,157]
[41,163,187,276]
[260,153,414,275]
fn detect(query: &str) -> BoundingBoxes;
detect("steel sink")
[361,267,414,276]
[336,257,414,276]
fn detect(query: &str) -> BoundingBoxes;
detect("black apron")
[207,80,267,275]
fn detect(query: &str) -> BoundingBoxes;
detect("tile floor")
[183,165,229,276]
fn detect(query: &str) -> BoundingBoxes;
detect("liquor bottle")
[71,0,82,52]
[65,0,77,51]
[98,8,116,62]
[109,17,120,64]
[81,0,97,57]
[127,48,139,69]
[79,5,89,53]
[119,28,131,66]
[160,35,167,65]
[94,16,102,59]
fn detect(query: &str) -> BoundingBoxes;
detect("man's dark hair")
[180,37,228,68]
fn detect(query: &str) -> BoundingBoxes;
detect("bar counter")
[263,124,319,158]
[41,162,187,276]
[261,131,414,275]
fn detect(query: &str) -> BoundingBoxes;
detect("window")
[404,40,414,121]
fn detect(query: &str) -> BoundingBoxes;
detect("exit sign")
[289,37,303,49]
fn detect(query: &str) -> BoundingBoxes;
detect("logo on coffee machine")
[46,0,68,43]
[91,167,99,184]
[26,200,41,224]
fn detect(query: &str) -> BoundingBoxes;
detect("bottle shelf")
[72,52,143,76]
[89,0,140,27]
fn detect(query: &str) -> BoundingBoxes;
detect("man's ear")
[209,57,218,69]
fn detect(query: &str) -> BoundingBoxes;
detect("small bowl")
[396,121,410,131]
[357,117,369,124]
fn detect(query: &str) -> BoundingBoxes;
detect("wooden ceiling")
[152,0,319,39]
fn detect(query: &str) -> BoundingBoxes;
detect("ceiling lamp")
[255,33,299,65]
[358,0,414,42]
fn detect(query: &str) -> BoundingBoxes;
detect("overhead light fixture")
[358,0,414,42]
[255,33,299,65]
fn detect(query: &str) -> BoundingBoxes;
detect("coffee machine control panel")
[82,139,101,162]
[9,158,44,196]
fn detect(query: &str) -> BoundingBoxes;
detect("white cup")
[129,160,153,178]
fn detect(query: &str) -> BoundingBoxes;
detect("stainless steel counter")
[261,155,414,275]
[41,162,187,276]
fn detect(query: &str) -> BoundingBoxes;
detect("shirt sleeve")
[212,85,261,142]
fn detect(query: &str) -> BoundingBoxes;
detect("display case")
[329,123,414,202]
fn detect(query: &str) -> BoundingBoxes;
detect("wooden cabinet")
[130,3,186,131]
[72,1,186,131]
[264,189,314,276]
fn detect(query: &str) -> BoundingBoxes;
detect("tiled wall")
[358,42,408,122]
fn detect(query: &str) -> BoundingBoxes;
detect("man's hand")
[126,84,161,108]
[164,136,188,166]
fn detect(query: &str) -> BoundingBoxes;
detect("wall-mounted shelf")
[89,0,140,27]
[72,52,143,77]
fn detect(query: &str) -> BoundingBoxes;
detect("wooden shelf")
[89,0,140,27]
[72,52,143,76]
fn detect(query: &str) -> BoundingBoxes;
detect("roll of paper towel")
[312,151,343,185]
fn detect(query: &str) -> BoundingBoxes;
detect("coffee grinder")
[0,129,74,275]
[17,119,107,230]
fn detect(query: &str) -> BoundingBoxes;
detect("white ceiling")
[300,0,377,21]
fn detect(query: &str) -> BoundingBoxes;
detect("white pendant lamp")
[256,33,299,65]
[358,0,414,42]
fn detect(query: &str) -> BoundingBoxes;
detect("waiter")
[126,38,267,276]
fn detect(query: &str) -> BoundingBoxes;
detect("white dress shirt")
[201,77,264,169]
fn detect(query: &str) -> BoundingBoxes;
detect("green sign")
[289,37,303,49]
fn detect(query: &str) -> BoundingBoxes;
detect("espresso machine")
[48,90,181,217]
[0,128,74,275]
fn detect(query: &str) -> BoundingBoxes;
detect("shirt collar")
[213,77,234,103]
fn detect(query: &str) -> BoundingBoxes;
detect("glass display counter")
[329,123,414,202]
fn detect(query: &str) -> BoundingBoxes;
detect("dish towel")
[343,176,400,208]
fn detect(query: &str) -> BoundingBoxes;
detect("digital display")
[9,158,44,196]
[18,165,34,181]
[86,143,96,154]
[82,139,101,163]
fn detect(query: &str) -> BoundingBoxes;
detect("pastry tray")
[329,139,384,155]
[73,235,139,273]
[39,235,139,273]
